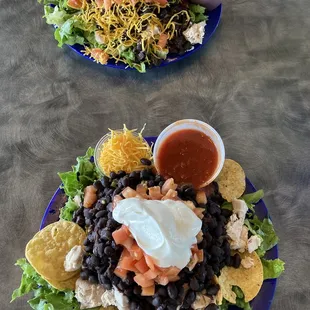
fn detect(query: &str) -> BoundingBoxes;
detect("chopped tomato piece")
[83,185,97,208]
[194,208,205,219]
[114,267,128,280]
[196,190,207,204]
[154,0,167,6]
[157,33,168,49]
[197,249,204,263]
[122,187,142,198]
[191,244,199,253]
[141,285,155,296]
[134,274,154,288]
[104,0,112,10]
[95,0,104,7]
[187,253,198,271]
[184,201,196,210]
[156,275,169,286]
[148,186,163,200]
[121,237,134,250]
[136,184,149,199]
[119,255,138,272]
[144,269,160,280]
[162,266,180,277]
[161,189,178,200]
[145,254,156,271]
[135,257,149,274]
[114,0,122,3]
[67,0,84,9]
[112,226,130,245]
[167,275,180,282]
[113,195,123,209]
[161,178,177,195]
[130,243,144,261]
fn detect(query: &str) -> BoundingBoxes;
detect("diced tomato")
[104,0,112,10]
[135,257,149,274]
[113,195,123,209]
[161,178,177,195]
[136,184,149,199]
[83,185,97,208]
[196,190,207,204]
[114,0,123,3]
[191,244,199,253]
[187,253,198,271]
[149,186,163,200]
[89,48,109,65]
[114,266,128,280]
[184,201,196,210]
[95,0,104,7]
[122,187,142,198]
[122,237,134,250]
[67,0,84,9]
[200,183,216,197]
[144,269,160,280]
[197,249,204,263]
[156,275,169,286]
[130,243,144,261]
[145,254,156,271]
[153,0,167,5]
[194,208,205,219]
[161,189,178,200]
[141,285,155,296]
[162,266,180,277]
[157,33,168,49]
[134,274,154,288]
[112,226,129,245]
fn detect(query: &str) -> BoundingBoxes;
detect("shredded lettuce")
[60,197,79,221]
[189,4,208,23]
[245,216,279,257]
[58,147,97,198]
[261,258,285,280]
[44,5,70,27]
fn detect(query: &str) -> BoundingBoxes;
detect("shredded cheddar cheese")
[76,0,190,65]
[98,125,153,175]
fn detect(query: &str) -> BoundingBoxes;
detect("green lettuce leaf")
[261,258,285,279]
[58,147,97,198]
[189,4,208,23]
[44,5,70,27]
[121,49,135,67]
[60,197,79,221]
[245,216,279,257]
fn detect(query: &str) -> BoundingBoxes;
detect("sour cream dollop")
[113,198,202,269]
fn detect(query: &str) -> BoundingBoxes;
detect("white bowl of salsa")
[153,119,225,189]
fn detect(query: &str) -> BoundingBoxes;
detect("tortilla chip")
[218,251,263,303]
[25,221,86,282]
[216,159,246,202]
[44,273,79,291]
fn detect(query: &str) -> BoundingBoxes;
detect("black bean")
[140,169,151,180]
[124,272,135,285]
[94,180,104,191]
[100,229,112,240]
[80,269,90,280]
[97,217,108,229]
[167,305,177,310]
[208,202,221,216]
[107,212,113,219]
[154,175,162,184]
[152,296,162,307]
[232,253,241,268]
[96,210,108,218]
[157,286,168,297]
[184,186,196,198]
[107,218,118,229]
[106,203,113,212]
[76,216,85,227]
[211,245,222,257]
[124,287,133,297]
[213,265,220,275]
[195,266,206,282]
[117,281,126,291]
[140,158,152,166]
[133,286,142,295]
[110,171,117,179]
[89,255,100,268]
[147,180,155,187]
[104,245,114,256]
[206,304,219,310]
[213,225,223,237]
[167,283,178,299]
[117,170,126,178]
[83,208,93,219]
[206,265,215,280]
[190,277,199,291]
[184,290,196,305]
[159,181,165,187]
[113,187,122,196]
[207,284,220,296]
[89,274,98,284]
[221,209,232,218]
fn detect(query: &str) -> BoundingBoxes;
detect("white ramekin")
[153,119,225,188]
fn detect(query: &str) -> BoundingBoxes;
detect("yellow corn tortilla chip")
[44,273,79,291]
[218,251,263,303]
[216,159,246,202]
[25,221,86,282]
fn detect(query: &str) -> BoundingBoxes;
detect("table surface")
[1,0,310,309]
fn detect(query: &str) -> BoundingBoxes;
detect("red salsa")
[157,129,218,188]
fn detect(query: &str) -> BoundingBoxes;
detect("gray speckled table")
[1,0,310,309]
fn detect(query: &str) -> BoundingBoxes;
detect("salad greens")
[261,258,285,280]
[12,259,82,310]
[39,0,209,72]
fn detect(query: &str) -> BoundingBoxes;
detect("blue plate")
[40,136,278,310]
[67,4,222,70]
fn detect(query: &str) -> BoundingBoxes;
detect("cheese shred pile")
[78,0,190,65]
[98,125,153,175]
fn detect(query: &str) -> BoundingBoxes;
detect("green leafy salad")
[39,0,209,72]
